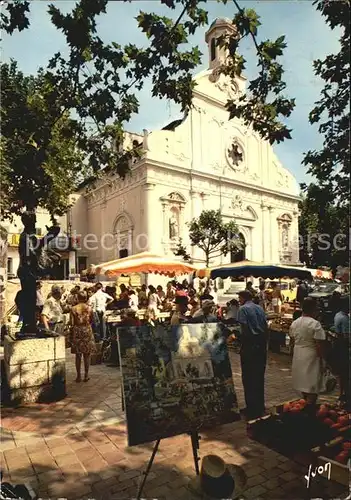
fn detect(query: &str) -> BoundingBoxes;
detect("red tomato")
[331,423,343,429]
[338,416,349,426]
[342,442,351,450]
[323,418,335,427]
[290,407,300,413]
[335,453,347,463]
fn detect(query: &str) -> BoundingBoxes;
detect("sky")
[1,0,342,186]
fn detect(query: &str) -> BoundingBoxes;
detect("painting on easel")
[117,323,240,446]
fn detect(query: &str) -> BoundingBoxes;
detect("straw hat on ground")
[188,454,247,499]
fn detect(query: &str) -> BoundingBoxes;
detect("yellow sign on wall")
[8,234,20,247]
[7,233,44,247]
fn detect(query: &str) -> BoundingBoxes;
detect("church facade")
[69,18,301,273]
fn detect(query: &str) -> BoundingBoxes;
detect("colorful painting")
[117,323,240,446]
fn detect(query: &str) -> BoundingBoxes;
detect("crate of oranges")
[311,435,350,486]
[247,399,350,460]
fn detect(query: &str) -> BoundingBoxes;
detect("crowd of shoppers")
[14,276,348,412]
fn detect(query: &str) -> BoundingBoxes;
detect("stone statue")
[17,211,60,337]
[169,214,179,239]
[282,226,289,250]
[142,129,149,151]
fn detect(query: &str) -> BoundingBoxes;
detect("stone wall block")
[4,336,55,365]
[4,363,21,389]
[20,361,49,388]
[48,359,66,383]
[54,335,66,360]
[3,335,66,405]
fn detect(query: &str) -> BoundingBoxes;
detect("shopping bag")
[320,368,337,394]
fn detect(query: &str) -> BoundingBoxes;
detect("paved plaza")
[0,349,347,499]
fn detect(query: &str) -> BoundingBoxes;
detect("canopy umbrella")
[96,252,197,278]
[194,260,272,280]
[304,268,333,280]
[194,267,212,279]
[209,260,313,281]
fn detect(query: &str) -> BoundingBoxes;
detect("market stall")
[209,261,313,353]
[247,399,350,488]
[98,254,197,365]
[304,267,334,280]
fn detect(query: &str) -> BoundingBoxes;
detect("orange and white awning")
[96,252,197,278]
[305,268,333,279]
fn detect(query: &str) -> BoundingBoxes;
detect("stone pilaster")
[190,190,202,219]
[143,183,156,252]
[261,203,270,263]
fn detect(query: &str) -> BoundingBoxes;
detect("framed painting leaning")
[117,322,240,447]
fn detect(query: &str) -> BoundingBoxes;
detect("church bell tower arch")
[205,18,238,70]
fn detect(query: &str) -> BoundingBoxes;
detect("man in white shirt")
[226,299,239,321]
[128,289,139,312]
[89,283,113,340]
[192,300,218,323]
[41,285,64,334]
[36,281,44,313]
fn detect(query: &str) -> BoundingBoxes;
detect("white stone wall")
[69,20,300,269]
[4,335,66,404]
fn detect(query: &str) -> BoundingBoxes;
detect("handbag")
[320,367,337,394]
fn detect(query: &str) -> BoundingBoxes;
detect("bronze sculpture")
[17,211,60,337]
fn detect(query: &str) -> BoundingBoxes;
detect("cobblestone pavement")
[0,349,347,499]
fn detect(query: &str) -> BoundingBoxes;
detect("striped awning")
[96,252,197,278]
[304,268,333,279]
[208,260,313,280]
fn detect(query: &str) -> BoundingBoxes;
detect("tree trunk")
[0,225,8,269]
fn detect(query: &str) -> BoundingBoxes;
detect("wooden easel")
[136,430,201,500]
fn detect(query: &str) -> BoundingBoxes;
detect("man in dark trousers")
[237,290,268,420]
[296,280,308,306]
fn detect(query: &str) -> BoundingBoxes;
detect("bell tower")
[205,18,237,70]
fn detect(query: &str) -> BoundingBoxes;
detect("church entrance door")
[230,233,246,263]
[230,233,246,282]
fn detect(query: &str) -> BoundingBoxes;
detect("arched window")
[210,38,216,61]
[230,233,246,263]
[114,213,133,258]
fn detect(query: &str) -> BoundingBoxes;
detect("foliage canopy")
[175,209,242,267]
[1,0,295,217]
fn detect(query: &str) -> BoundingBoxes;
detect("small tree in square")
[174,209,241,268]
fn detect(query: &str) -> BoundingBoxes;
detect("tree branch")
[117,0,192,106]
[232,0,265,80]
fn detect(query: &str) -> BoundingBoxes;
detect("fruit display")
[248,399,350,455]
[318,434,351,466]
[311,436,351,486]
[247,399,350,486]
[268,318,292,334]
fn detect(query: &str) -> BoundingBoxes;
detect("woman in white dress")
[147,285,159,320]
[289,297,327,405]
[271,282,283,314]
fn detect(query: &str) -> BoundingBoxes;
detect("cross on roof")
[228,143,243,166]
